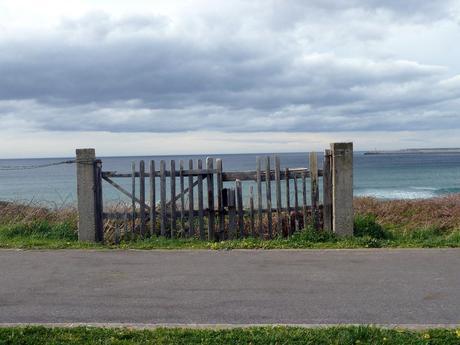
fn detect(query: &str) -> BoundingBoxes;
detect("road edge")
[0,323,458,330]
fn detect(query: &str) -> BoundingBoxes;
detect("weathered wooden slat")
[105,209,208,219]
[179,160,185,232]
[95,160,104,242]
[197,159,204,240]
[222,169,321,181]
[139,160,146,236]
[256,156,263,238]
[102,176,151,212]
[294,173,299,212]
[285,167,291,236]
[160,160,166,236]
[131,161,136,236]
[188,159,194,237]
[123,210,128,239]
[216,159,224,240]
[294,173,299,232]
[104,205,317,220]
[105,212,131,220]
[302,170,307,229]
[149,160,156,236]
[114,212,121,244]
[249,185,255,237]
[274,155,282,235]
[166,179,198,206]
[323,149,333,232]
[310,152,319,230]
[170,160,176,238]
[265,156,272,238]
[103,169,216,178]
[206,158,215,241]
[228,188,236,239]
[235,179,244,238]
[103,168,323,180]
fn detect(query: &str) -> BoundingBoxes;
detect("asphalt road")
[0,249,459,326]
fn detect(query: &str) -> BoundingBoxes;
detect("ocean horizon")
[1,151,460,206]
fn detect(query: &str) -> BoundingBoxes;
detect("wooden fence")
[76,143,353,243]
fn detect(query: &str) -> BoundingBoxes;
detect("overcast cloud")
[0,0,459,156]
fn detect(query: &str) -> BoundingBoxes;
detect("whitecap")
[355,188,437,200]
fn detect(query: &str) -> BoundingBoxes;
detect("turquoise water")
[1,152,460,206]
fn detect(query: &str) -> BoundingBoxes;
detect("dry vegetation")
[0,201,77,226]
[354,194,460,233]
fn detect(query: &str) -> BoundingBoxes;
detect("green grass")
[0,326,459,345]
[0,217,459,249]
[0,221,99,249]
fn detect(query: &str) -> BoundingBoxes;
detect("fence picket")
[216,159,224,240]
[236,179,244,238]
[323,149,333,231]
[285,167,291,236]
[95,160,103,242]
[256,156,263,238]
[274,155,281,235]
[160,160,166,236]
[228,188,236,239]
[302,170,307,229]
[265,156,272,238]
[188,159,194,237]
[310,152,319,230]
[124,210,128,239]
[206,157,215,241]
[197,159,204,240]
[179,160,185,232]
[131,161,136,236]
[294,173,299,232]
[249,185,255,237]
[149,160,156,236]
[114,212,121,244]
[170,160,176,238]
[139,160,146,236]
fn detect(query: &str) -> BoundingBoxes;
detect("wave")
[434,187,460,195]
[355,186,460,199]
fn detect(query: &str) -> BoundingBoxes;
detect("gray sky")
[1,0,460,157]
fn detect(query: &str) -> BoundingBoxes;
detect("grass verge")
[0,196,459,249]
[0,326,459,345]
[0,220,458,249]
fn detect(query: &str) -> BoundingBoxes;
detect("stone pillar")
[331,142,353,236]
[76,148,102,242]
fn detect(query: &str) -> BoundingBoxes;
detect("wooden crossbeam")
[102,175,152,212]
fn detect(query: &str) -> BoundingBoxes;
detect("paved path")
[0,249,459,326]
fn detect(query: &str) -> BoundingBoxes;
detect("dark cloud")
[0,2,459,134]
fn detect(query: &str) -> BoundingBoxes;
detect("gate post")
[330,142,353,236]
[76,148,103,242]
[322,149,333,232]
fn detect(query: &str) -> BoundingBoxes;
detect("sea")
[1,152,460,207]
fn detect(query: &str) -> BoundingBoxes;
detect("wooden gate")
[75,143,353,243]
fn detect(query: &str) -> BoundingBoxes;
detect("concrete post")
[331,142,353,236]
[76,148,102,242]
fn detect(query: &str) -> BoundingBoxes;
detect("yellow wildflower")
[423,333,430,339]
[456,329,460,337]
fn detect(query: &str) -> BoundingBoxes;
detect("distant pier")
[364,148,460,155]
